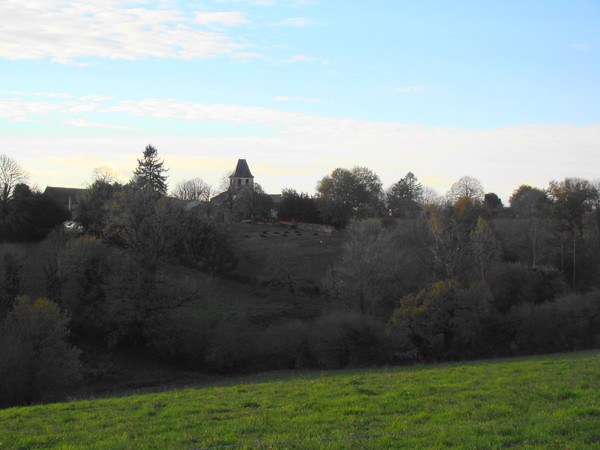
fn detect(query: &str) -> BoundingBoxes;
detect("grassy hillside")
[2,351,600,448]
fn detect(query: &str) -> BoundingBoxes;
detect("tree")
[0,296,81,407]
[217,172,238,221]
[1,184,70,242]
[420,186,444,207]
[92,166,118,184]
[470,216,501,281]
[509,185,551,266]
[103,186,235,274]
[133,144,168,194]
[172,178,212,202]
[236,183,274,221]
[387,172,423,218]
[0,154,28,204]
[422,204,472,281]
[102,187,179,271]
[446,176,484,203]
[322,221,427,317]
[0,252,23,319]
[547,178,598,287]
[316,167,383,227]
[277,189,321,223]
[77,179,124,235]
[391,281,491,359]
[484,192,504,214]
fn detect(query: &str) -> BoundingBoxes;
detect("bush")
[510,290,600,354]
[391,281,493,360]
[145,310,213,370]
[0,296,81,407]
[204,314,260,373]
[487,263,566,313]
[256,320,313,370]
[0,251,24,319]
[310,313,401,368]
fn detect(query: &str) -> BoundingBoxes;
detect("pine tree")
[133,144,168,194]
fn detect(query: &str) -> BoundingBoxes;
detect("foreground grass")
[2,351,600,448]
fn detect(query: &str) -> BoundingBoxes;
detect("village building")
[229,158,254,194]
[187,159,280,223]
[43,186,86,214]
[44,159,276,224]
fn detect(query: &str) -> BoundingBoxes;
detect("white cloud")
[5,91,75,99]
[0,0,248,63]
[394,86,425,93]
[2,92,599,202]
[211,0,284,5]
[285,55,314,62]
[194,11,248,26]
[232,51,266,59]
[571,43,593,51]
[274,17,321,27]
[274,96,320,103]
[61,117,138,131]
[79,95,115,102]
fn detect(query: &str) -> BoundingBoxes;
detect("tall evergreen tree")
[387,172,423,218]
[133,145,168,194]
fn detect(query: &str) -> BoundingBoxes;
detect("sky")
[1,0,599,202]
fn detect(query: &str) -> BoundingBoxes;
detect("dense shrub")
[63,235,112,338]
[0,251,24,319]
[255,319,314,370]
[2,184,70,242]
[309,313,407,368]
[204,314,260,373]
[145,309,213,369]
[487,263,566,313]
[0,296,81,407]
[391,281,493,360]
[511,291,600,354]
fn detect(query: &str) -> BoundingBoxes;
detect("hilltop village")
[1,147,600,410]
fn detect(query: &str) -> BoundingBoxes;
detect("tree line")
[1,146,600,407]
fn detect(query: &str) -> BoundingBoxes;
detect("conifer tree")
[133,144,168,194]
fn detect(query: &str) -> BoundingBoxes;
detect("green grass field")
[2,351,600,448]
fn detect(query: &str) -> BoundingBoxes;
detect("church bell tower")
[229,159,254,194]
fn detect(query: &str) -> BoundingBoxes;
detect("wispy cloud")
[571,43,593,51]
[0,0,248,64]
[272,17,322,27]
[394,86,425,93]
[232,52,267,59]
[194,11,248,26]
[79,95,115,102]
[285,55,314,63]
[5,121,600,205]
[274,96,320,103]
[61,118,139,131]
[6,91,75,99]
[212,0,276,5]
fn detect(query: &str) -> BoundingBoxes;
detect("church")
[193,159,280,223]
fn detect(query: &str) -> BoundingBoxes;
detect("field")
[2,350,600,448]
[192,222,347,322]
[228,222,346,282]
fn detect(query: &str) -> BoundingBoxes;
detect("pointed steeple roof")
[232,159,253,178]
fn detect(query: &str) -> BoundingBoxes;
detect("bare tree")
[92,166,118,184]
[0,155,28,203]
[446,176,484,203]
[172,178,212,202]
[420,186,444,207]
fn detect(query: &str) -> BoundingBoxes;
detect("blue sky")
[1,0,599,201]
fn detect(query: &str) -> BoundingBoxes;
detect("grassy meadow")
[2,350,600,448]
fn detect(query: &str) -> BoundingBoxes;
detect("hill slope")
[2,351,600,448]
